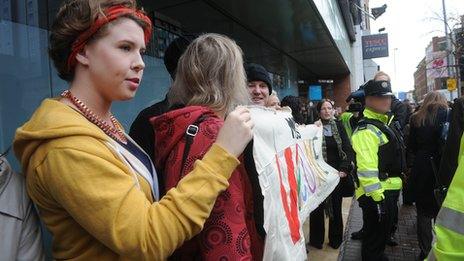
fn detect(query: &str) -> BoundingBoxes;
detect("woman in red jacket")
[152,33,264,260]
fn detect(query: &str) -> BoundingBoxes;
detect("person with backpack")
[129,36,193,197]
[408,91,449,259]
[152,33,264,260]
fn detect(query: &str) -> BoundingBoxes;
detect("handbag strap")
[430,156,444,188]
[180,115,208,175]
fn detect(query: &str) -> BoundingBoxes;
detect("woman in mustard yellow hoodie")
[13,0,254,260]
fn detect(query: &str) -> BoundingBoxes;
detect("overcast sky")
[367,0,464,92]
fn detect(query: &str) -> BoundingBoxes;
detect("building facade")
[414,57,427,101]
[425,36,449,92]
[359,0,381,83]
[453,15,464,95]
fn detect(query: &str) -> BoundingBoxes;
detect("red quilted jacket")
[151,106,263,261]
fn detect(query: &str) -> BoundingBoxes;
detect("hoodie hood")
[151,106,221,170]
[14,99,111,173]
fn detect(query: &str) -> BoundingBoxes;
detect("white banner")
[249,106,339,261]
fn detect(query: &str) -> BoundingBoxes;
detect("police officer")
[351,79,405,261]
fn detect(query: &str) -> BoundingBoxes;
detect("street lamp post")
[442,0,451,77]
[442,0,461,98]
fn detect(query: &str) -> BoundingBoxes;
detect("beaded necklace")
[61,90,127,144]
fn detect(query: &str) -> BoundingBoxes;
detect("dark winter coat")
[129,97,170,160]
[438,97,464,187]
[391,97,408,130]
[129,97,170,196]
[408,108,448,217]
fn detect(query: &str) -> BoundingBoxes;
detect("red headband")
[67,5,152,72]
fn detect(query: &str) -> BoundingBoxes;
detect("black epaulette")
[356,124,367,130]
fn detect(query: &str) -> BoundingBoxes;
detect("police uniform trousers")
[390,190,400,237]
[358,189,399,261]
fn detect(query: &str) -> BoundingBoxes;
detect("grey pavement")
[338,195,422,261]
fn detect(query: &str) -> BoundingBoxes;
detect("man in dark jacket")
[402,99,416,206]
[129,36,193,197]
[129,36,193,160]
[438,96,464,188]
[391,96,408,131]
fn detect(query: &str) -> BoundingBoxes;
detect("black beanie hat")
[245,63,272,94]
[164,36,194,79]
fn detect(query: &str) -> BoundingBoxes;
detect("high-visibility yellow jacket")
[428,131,464,260]
[340,112,354,139]
[351,108,403,202]
[13,99,241,260]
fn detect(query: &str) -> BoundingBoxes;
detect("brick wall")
[333,74,352,111]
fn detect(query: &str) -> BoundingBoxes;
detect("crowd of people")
[1,0,464,260]
[337,73,463,261]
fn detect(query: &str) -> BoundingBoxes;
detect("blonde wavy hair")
[411,91,448,127]
[168,33,250,114]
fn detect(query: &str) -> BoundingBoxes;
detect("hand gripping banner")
[249,106,339,260]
